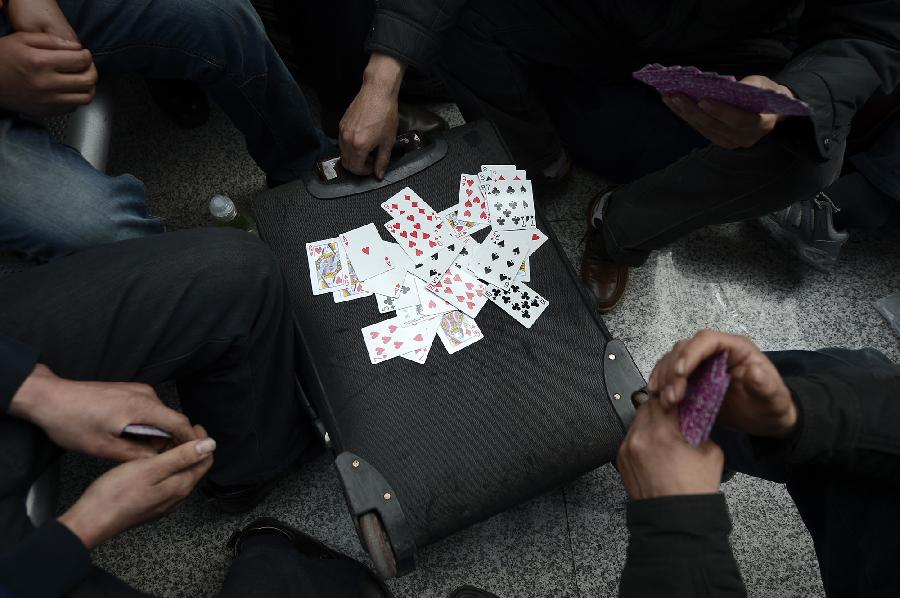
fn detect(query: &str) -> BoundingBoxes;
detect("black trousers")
[0,229,360,596]
[715,348,900,598]
[440,0,844,266]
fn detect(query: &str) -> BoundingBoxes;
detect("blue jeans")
[0,0,330,261]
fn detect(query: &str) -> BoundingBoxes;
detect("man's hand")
[617,397,724,499]
[8,0,78,43]
[662,75,795,149]
[58,426,216,550]
[0,32,97,115]
[339,52,406,179]
[9,364,196,461]
[648,330,798,438]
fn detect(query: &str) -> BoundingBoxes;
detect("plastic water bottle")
[209,194,257,234]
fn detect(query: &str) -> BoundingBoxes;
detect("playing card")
[679,351,731,447]
[469,229,544,289]
[426,265,489,318]
[306,238,350,296]
[514,257,530,282]
[453,237,480,271]
[416,279,457,316]
[375,293,398,314]
[633,63,811,117]
[401,344,432,364]
[361,243,413,297]
[333,260,372,302]
[486,281,549,328]
[479,168,527,187]
[437,310,483,354]
[339,223,394,281]
[485,179,536,230]
[456,174,491,224]
[385,221,464,286]
[392,272,421,310]
[396,304,429,326]
[440,205,490,239]
[361,316,439,364]
[381,187,442,223]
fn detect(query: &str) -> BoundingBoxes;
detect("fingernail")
[675,358,685,376]
[195,438,216,455]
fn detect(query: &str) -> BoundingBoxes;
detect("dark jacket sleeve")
[0,335,38,413]
[773,0,900,160]
[619,494,746,598]
[0,521,92,598]
[753,358,900,486]
[366,0,468,72]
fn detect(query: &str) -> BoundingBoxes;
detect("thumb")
[149,437,216,480]
[374,140,393,180]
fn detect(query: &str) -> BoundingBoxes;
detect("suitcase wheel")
[359,511,398,579]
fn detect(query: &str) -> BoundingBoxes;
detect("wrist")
[58,504,108,551]
[8,363,58,423]
[362,52,406,97]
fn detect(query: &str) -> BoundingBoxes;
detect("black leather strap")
[602,339,645,431]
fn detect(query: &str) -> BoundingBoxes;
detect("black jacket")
[367,0,900,160]
[618,349,900,597]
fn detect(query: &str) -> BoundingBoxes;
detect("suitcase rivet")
[608,353,616,360]
[613,393,621,400]
[383,492,392,501]
[352,460,360,468]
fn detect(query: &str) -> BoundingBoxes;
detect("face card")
[425,265,489,318]
[306,238,350,295]
[333,260,373,302]
[485,179,536,230]
[486,281,549,329]
[514,257,530,282]
[456,174,491,224]
[469,229,543,289]
[361,316,439,364]
[339,223,394,281]
[440,205,490,239]
[437,310,483,354]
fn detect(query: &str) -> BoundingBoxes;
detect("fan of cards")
[306,165,550,365]
[633,63,811,117]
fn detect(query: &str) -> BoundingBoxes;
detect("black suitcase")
[250,120,644,578]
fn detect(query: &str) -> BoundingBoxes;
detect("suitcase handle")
[304,133,448,200]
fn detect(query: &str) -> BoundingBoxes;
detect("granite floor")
[56,76,900,598]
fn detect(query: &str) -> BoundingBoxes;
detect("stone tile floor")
[57,77,899,597]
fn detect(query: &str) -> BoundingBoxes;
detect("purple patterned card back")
[678,350,731,448]
[634,63,811,117]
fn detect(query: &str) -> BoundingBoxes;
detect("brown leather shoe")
[580,188,629,313]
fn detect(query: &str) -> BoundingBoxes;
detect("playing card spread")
[339,224,394,281]
[437,311,483,354]
[633,63,811,117]
[679,351,731,447]
[486,282,549,328]
[440,205,490,239]
[469,229,545,290]
[426,265,489,318]
[361,316,439,364]
[306,238,350,295]
[456,174,491,224]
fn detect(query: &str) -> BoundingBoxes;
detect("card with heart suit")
[485,179,536,230]
[416,279,457,316]
[381,187,443,226]
[361,243,413,297]
[385,218,465,286]
[456,174,491,224]
[479,168,527,190]
[437,310,483,354]
[470,229,545,289]
[361,316,439,364]
[339,224,394,281]
[486,281,549,328]
[426,265,489,318]
[440,205,490,239]
[306,238,350,296]
[333,260,372,302]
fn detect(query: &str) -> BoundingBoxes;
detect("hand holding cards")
[305,165,550,366]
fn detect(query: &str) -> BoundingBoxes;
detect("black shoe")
[758,191,849,271]
[227,518,391,597]
[146,79,210,129]
[398,103,448,136]
[199,477,282,515]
